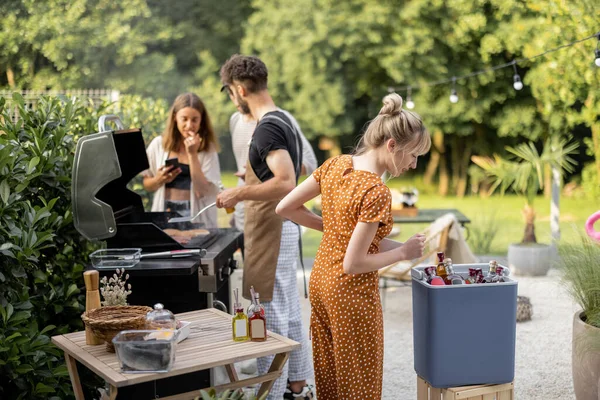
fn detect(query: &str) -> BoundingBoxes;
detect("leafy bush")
[0,93,103,399]
[581,162,600,201]
[467,212,500,255]
[0,92,175,399]
[109,94,169,144]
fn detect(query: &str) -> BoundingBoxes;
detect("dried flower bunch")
[100,268,132,306]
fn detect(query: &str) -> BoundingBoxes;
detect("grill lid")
[72,122,149,241]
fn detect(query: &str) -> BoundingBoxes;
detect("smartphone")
[165,157,179,170]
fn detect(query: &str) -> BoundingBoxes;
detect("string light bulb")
[513,75,523,90]
[449,77,458,103]
[512,61,523,90]
[406,87,415,109]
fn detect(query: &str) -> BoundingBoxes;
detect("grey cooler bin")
[411,263,517,388]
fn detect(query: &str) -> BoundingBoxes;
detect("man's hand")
[216,187,241,209]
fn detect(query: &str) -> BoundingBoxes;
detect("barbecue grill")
[71,116,243,397]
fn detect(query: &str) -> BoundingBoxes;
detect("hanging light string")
[387,31,600,99]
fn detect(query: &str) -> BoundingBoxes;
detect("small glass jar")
[146,303,177,330]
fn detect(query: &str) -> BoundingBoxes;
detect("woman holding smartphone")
[143,92,221,228]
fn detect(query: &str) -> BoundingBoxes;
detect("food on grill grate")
[164,228,210,244]
[164,228,210,237]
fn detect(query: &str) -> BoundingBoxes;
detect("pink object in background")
[585,211,600,242]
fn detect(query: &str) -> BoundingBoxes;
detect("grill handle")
[212,300,227,313]
[98,114,125,132]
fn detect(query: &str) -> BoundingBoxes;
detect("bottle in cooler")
[483,260,498,283]
[435,252,448,283]
[443,258,464,285]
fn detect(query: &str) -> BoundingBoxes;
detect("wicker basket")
[81,305,152,352]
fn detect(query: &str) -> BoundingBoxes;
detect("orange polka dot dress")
[310,155,393,400]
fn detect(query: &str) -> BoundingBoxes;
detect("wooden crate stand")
[417,376,514,400]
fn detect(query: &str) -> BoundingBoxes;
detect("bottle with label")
[435,252,447,283]
[465,268,477,284]
[232,305,250,342]
[424,266,437,283]
[444,258,464,285]
[232,288,249,342]
[249,295,267,342]
[493,266,507,283]
[475,268,484,284]
[483,261,498,283]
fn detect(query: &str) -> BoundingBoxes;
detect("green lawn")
[218,173,598,258]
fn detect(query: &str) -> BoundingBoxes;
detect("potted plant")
[557,231,600,400]
[472,138,578,275]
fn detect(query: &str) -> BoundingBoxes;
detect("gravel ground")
[228,257,579,399]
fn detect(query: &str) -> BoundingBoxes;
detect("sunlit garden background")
[0,0,599,399]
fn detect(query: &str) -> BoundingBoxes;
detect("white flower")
[100,268,132,306]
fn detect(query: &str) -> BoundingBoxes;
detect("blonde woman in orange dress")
[276,93,431,399]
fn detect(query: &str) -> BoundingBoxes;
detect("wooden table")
[52,308,300,400]
[393,208,471,226]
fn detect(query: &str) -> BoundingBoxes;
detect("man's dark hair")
[220,54,268,93]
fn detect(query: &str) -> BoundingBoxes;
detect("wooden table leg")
[109,385,118,400]
[64,353,85,400]
[430,386,442,400]
[257,352,289,398]
[417,376,428,400]
[225,364,239,383]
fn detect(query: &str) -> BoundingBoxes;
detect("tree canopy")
[0,0,598,194]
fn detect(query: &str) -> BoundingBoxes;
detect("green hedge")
[0,94,107,399]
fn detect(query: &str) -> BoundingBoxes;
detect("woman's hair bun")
[379,93,403,116]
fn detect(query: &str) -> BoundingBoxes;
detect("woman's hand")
[400,233,426,260]
[156,165,181,185]
[184,134,201,154]
[143,165,181,192]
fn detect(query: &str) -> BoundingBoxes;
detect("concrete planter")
[507,243,552,276]
[572,311,600,400]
